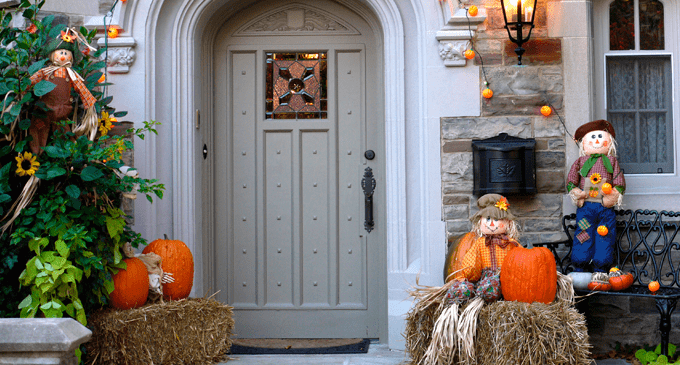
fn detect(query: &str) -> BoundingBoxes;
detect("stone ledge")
[0,318,91,353]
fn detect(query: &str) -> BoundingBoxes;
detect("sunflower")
[60,30,73,43]
[15,152,39,176]
[99,111,113,135]
[494,197,509,211]
[590,173,602,185]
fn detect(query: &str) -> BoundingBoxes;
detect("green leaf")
[45,166,66,180]
[18,295,33,310]
[113,111,128,118]
[43,146,69,158]
[80,165,103,181]
[10,103,21,116]
[64,185,80,199]
[34,258,43,270]
[33,80,56,97]
[64,303,75,317]
[55,239,69,257]
[18,118,31,130]
[113,248,122,264]
[28,59,47,75]
[103,279,115,294]
[62,271,75,283]
[0,193,12,203]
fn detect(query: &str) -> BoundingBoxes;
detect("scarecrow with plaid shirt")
[28,28,98,155]
[567,120,625,278]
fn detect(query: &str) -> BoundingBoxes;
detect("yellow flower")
[99,111,113,135]
[15,152,39,176]
[590,173,602,185]
[495,197,509,211]
[60,30,73,43]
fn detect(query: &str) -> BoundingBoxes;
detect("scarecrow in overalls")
[566,120,625,281]
[28,28,98,154]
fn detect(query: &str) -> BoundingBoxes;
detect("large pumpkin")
[142,235,194,300]
[500,246,557,304]
[110,257,149,310]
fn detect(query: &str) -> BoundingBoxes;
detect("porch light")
[500,0,537,65]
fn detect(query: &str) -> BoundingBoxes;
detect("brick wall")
[441,0,568,247]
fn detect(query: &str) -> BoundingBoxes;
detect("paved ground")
[219,344,634,364]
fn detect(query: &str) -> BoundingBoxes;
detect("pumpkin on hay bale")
[405,271,591,365]
[85,296,234,365]
[143,235,194,301]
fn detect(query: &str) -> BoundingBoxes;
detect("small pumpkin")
[110,257,149,310]
[609,271,634,291]
[464,49,475,60]
[500,246,557,304]
[601,182,613,195]
[649,281,660,292]
[597,225,609,236]
[587,280,611,291]
[143,235,194,300]
[482,88,493,99]
[540,105,552,117]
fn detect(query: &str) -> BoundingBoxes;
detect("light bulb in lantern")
[107,27,119,38]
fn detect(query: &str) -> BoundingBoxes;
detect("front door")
[210,0,385,338]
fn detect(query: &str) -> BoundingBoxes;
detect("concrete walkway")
[219,344,634,364]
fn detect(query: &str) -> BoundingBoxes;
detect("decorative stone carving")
[97,36,136,74]
[436,1,487,67]
[235,3,360,36]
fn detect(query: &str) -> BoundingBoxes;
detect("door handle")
[362,167,375,233]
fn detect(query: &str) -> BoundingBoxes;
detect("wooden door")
[211,0,385,339]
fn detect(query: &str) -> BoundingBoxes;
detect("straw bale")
[85,297,235,365]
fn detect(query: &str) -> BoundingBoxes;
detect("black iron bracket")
[655,297,678,356]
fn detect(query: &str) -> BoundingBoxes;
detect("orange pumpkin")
[597,225,609,236]
[482,88,493,99]
[464,50,475,60]
[110,257,149,309]
[601,183,613,195]
[649,281,660,292]
[468,5,478,16]
[143,235,194,300]
[588,280,611,291]
[609,271,634,291]
[500,246,557,304]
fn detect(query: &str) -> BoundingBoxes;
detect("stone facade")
[441,0,567,247]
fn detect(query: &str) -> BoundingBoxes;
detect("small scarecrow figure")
[444,193,520,303]
[566,119,625,275]
[28,28,98,154]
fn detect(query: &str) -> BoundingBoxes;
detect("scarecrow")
[444,193,520,303]
[28,28,98,154]
[566,120,625,280]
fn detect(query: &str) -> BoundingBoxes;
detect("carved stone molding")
[97,37,136,74]
[235,3,360,36]
[437,1,487,67]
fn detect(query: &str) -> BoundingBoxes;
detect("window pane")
[265,52,328,120]
[639,0,664,50]
[606,56,674,173]
[610,0,635,50]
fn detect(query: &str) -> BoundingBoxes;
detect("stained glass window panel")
[639,0,664,50]
[265,52,328,120]
[609,0,634,50]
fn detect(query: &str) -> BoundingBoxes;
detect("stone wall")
[441,0,567,247]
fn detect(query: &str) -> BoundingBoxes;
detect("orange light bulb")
[482,88,493,99]
[468,5,478,16]
[540,105,552,116]
[464,50,475,60]
[107,27,119,39]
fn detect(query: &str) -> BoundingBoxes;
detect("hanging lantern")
[500,0,538,65]
[107,27,119,39]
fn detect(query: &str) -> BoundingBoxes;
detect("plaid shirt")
[567,155,626,194]
[30,67,96,110]
[455,235,518,282]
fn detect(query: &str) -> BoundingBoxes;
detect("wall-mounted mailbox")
[472,133,536,196]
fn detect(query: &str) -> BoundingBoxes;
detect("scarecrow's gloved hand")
[602,189,620,208]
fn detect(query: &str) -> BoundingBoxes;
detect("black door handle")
[362,167,375,233]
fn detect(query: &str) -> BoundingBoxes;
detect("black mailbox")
[472,133,536,196]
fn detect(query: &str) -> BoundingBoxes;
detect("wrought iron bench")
[534,209,680,356]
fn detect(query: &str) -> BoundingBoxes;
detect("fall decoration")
[649,281,660,292]
[500,246,557,304]
[494,196,509,211]
[109,257,150,310]
[85,296,234,365]
[107,27,119,38]
[143,235,194,300]
[597,225,608,236]
[609,271,633,291]
[468,5,478,16]
[464,49,475,60]
[609,267,620,273]
[540,105,552,116]
[602,182,613,194]
[482,88,493,99]
[587,280,611,291]
[15,152,40,177]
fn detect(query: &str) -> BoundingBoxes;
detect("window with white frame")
[594,0,675,175]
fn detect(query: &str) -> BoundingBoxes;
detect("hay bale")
[475,300,591,365]
[85,297,235,365]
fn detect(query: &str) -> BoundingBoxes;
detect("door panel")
[212,0,384,339]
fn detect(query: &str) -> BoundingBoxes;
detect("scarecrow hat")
[574,119,616,141]
[42,28,87,62]
[471,193,515,222]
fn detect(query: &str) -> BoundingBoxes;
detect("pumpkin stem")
[164,234,169,240]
